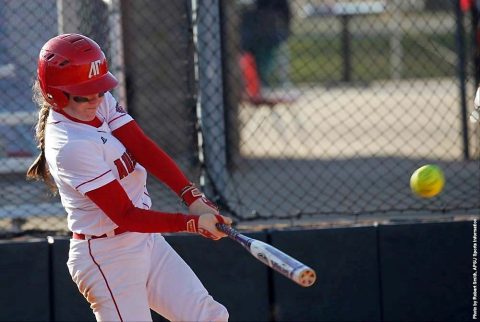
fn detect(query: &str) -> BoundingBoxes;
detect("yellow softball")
[410,165,445,198]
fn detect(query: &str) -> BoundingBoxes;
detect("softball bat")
[216,223,316,287]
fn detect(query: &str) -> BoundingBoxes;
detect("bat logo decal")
[216,223,316,287]
[255,252,270,266]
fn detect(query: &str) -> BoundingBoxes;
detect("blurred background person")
[239,0,292,102]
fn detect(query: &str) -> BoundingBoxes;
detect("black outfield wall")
[0,220,474,321]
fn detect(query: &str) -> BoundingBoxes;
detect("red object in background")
[239,52,261,99]
[460,0,474,12]
[239,51,296,107]
[239,52,287,107]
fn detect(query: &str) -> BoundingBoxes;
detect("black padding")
[270,227,382,321]
[379,221,472,321]
[51,238,95,321]
[163,232,270,322]
[0,240,50,321]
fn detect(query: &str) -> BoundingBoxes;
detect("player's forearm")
[121,207,197,233]
[112,120,189,195]
[86,179,198,233]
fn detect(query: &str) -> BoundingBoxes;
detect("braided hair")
[26,80,57,193]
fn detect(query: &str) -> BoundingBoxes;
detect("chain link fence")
[0,0,478,236]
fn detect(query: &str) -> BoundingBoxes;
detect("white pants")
[67,232,229,322]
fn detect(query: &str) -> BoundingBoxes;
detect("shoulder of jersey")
[98,92,115,116]
[99,92,127,117]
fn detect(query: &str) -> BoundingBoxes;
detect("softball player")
[27,33,232,322]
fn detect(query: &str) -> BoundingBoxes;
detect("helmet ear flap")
[37,58,69,109]
[44,87,69,109]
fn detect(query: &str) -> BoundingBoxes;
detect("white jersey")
[44,92,152,236]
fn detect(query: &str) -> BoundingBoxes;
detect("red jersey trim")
[57,109,103,127]
[75,170,112,190]
[107,114,127,125]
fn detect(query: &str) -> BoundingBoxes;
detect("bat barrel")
[217,223,317,287]
[250,240,316,287]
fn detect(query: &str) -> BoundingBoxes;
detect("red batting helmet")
[37,33,118,109]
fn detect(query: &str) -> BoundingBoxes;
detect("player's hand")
[180,183,219,215]
[198,214,233,240]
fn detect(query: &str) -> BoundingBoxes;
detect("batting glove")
[186,213,233,240]
[180,183,219,215]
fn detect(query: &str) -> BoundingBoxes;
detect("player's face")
[63,92,105,121]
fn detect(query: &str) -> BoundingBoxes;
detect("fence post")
[56,0,81,33]
[388,0,404,80]
[471,2,480,87]
[106,0,128,109]
[455,0,470,160]
[194,0,227,194]
[340,15,352,82]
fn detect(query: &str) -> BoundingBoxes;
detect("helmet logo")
[88,60,101,78]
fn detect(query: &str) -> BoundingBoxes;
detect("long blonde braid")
[26,80,57,193]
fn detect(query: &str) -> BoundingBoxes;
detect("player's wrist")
[180,183,203,206]
[180,183,219,215]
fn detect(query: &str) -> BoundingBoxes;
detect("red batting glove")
[180,183,219,215]
[185,214,232,240]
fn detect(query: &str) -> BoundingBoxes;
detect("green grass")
[284,32,457,85]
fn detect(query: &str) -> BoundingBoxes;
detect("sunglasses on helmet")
[72,92,105,103]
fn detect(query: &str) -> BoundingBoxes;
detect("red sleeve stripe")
[75,170,113,190]
[107,114,127,125]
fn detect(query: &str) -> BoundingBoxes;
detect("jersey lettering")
[114,158,128,179]
[89,60,101,78]
[113,151,136,179]
[121,152,135,173]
